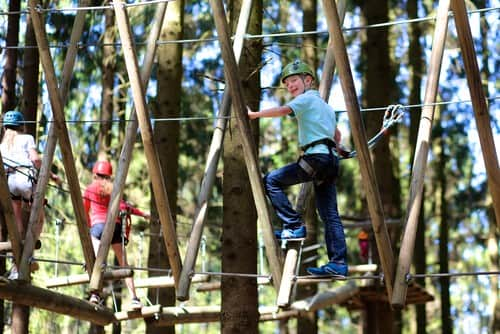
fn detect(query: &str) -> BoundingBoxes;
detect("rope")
[2,96,497,126]
[0,6,497,49]
[0,0,175,15]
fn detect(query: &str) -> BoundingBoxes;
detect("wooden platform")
[340,282,434,310]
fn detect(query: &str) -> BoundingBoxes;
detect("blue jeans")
[264,153,347,264]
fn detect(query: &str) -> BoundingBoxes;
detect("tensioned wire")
[0,6,497,49]
[1,252,498,281]
[3,96,497,124]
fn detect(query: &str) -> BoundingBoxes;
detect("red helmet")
[92,160,113,176]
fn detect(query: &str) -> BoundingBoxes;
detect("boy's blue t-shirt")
[286,90,336,155]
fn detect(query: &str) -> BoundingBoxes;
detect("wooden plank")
[391,0,450,309]
[89,0,179,293]
[291,281,359,312]
[25,0,95,281]
[46,269,134,288]
[136,274,209,289]
[0,279,115,326]
[177,0,254,301]
[277,241,302,308]
[209,0,283,293]
[321,0,394,298]
[114,304,162,321]
[451,0,500,227]
[0,154,22,265]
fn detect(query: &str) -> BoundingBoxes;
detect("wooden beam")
[136,274,209,289]
[114,304,162,321]
[321,0,394,298]
[277,241,302,308]
[177,0,254,301]
[46,269,134,289]
[90,1,180,293]
[25,0,95,281]
[209,0,283,293]
[0,155,22,265]
[451,0,500,228]
[20,0,93,282]
[146,305,221,327]
[391,0,450,309]
[0,240,41,252]
[0,279,115,326]
[291,281,359,312]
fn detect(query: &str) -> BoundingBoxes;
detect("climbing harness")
[297,104,404,181]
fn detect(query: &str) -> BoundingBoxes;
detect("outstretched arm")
[247,105,292,120]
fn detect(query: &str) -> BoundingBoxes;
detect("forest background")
[0,0,498,333]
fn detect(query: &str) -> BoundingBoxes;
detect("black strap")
[300,138,336,152]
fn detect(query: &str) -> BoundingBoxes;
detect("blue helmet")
[3,110,25,127]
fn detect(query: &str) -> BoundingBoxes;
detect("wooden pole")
[19,0,94,282]
[0,154,22,265]
[45,269,134,289]
[89,0,180,293]
[177,0,254,301]
[26,0,95,280]
[277,241,301,308]
[0,279,115,326]
[451,0,500,228]
[209,0,283,290]
[391,0,450,309]
[321,0,395,298]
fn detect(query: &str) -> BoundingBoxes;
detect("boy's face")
[283,74,313,97]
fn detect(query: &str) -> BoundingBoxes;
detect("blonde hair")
[1,128,20,152]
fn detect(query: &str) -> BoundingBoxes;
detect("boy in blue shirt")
[247,60,348,276]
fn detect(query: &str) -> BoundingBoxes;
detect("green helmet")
[3,110,25,127]
[280,60,315,83]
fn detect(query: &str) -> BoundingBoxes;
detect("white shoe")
[7,270,18,280]
[129,298,142,311]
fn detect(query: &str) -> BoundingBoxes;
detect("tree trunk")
[436,118,452,334]
[1,0,20,113]
[358,0,401,331]
[0,0,21,330]
[221,1,261,332]
[406,1,426,332]
[12,9,40,333]
[146,1,184,333]
[98,4,116,160]
[297,0,319,332]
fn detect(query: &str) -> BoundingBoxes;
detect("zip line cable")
[0,0,175,16]
[2,96,497,125]
[0,6,497,50]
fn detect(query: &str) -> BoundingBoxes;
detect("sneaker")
[129,297,142,311]
[281,226,306,239]
[7,269,19,280]
[274,230,283,239]
[89,293,101,305]
[307,262,348,276]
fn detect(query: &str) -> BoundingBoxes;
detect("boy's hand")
[247,106,258,120]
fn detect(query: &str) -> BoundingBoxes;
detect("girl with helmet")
[247,60,348,277]
[1,111,42,278]
[83,160,150,310]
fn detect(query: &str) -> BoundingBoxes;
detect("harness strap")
[300,138,336,152]
[298,158,316,178]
